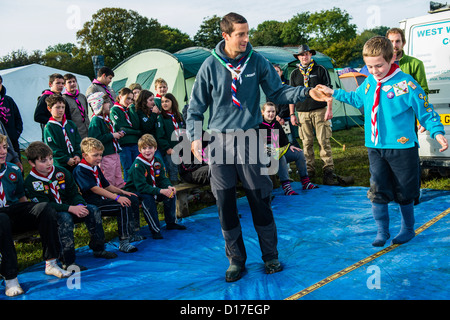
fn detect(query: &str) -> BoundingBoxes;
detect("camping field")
[14,126,450,272]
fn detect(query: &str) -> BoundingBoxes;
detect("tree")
[76,8,161,67]
[250,20,285,46]
[194,15,222,49]
[307,8,357,52]
[281,12,311,46]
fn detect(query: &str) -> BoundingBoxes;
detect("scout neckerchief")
[0,95,7,124]
[78,159,105,199]
[166,111,180,140]
[137,154,156,199]
[298,60,315,87]
[48,115,74,155]
[371,64,401,146]
[41,90,55,96]
[114,102,132,126]
[260,120,289,159]
[64,90,86,122]
[0,164,7,207]
[211,49,253,109]
[92,79,114,102]
[30,166,62,204]
[96,114,121,152]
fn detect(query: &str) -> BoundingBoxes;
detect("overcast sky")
[0,0,431,56]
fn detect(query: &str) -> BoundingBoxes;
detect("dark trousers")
[0,202,61,280]
[208,132,278,266]
[367,146,420,205]
[137,192,176,234]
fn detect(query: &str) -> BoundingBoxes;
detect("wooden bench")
[174,182,203,218]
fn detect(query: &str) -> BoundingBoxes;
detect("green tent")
[254,46,363,131]
[111,47,211,106]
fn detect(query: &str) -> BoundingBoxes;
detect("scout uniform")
[63,90,90,139]
[24,165,106,266]
[124,154,179,236]
[73,159,138,241]
[332,63,445,246]
[43,116,82,171]
[0,162,61,280]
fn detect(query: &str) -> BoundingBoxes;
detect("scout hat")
[293,45,316,58]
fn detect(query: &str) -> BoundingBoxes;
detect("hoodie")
[186,40,311,141]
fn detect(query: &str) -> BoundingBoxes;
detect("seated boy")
[124,134,186,239]
[24,142,117,271]
[73,137,141,253]
[317,36,448,246]
[0,135,70,297]
[43,95,82,172]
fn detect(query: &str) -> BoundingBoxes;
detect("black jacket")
[289,62,331,112]
[0,85,23,142]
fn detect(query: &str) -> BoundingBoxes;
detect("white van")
[400,6,450,176]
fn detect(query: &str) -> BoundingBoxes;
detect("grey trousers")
[208,131,278,267]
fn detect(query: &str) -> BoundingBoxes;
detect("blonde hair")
[80,137,104,154]
[0,134,8,146]
[363,36,394,64]
[138,134,158,150]
[154,78,167,88]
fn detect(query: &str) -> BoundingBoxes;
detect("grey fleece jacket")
[186,40,311,141]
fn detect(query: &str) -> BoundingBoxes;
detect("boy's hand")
[73,156,81,164]
[436,134,448,152]
[67,158,76,166]
[69,205,89,218]
[309,85,332,102]
[289,145,301,152]
[160,187,176,198]
[121,190,137,198]
[116,196,131,207]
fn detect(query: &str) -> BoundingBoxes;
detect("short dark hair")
[97,66,114,78]
[386,28,406,44]
[220,12,247,35]
[49,73,64,84]
[25,141,53,162]
[63,73,77,82]
[45,94,65,108]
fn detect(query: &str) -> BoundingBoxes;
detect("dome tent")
[0,64,91,149]
[110,47,211,107]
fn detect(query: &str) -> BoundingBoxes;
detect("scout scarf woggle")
[212,49,253,109]
[371,64,401,146]
[298,60,314,88]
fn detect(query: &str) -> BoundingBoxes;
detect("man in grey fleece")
[186,12,324,282]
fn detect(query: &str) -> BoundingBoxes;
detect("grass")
[13,126,450,272]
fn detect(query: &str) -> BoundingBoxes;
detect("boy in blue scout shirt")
[43,95,82,172]
[0,134,70,297]
[317,36,448,247]
[124,134,186,239]
[73,137,142,253]
[24,141,117,271]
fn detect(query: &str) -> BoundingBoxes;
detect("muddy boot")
[323,169,339,186]
[336,174,355,186]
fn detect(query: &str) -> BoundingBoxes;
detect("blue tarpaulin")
[1,184,449,300]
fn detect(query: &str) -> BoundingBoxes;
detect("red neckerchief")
[114,102,132,126]
[47,115,74,154]
[0,163,7,207]
[371,64,401,146]
[30,166,62,204]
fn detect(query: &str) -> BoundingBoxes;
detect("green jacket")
[155,113,185,153]
[124,155,171,196]
[0,162,24,206]
[88,115,121,156]
[43,119,82,169]
[399,54,429,95]
[136,109,158,137]
[110,103,141,145]
[24,165,86,212]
